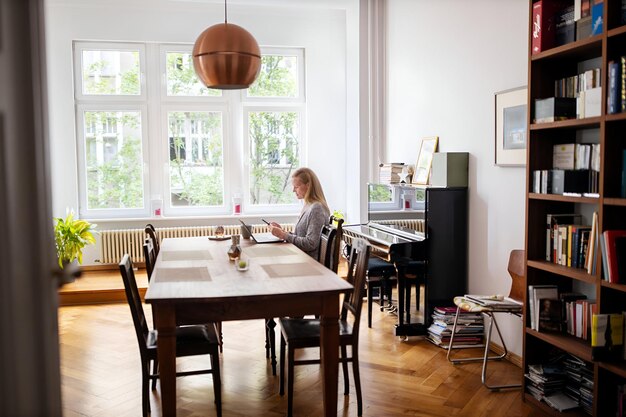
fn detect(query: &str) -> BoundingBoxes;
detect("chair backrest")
[145,224,160,256]
[507,249,525,303]
[318,216,345,273]
[341,238,370,337]
[119,254,150,361]
[143,238,156,281]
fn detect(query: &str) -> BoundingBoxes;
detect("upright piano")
[344,185,468,336]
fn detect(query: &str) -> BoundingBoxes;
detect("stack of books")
[526,352,593,415]
[426,306,483,349]
[525,363,567,402]
[378,163,405,184]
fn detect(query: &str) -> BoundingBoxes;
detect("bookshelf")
[525,1,626,416]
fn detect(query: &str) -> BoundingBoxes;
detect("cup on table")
[240,224,251,239]
[215,225,225,238]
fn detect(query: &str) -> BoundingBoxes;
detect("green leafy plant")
[54,211,97,268]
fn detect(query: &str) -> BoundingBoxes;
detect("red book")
[603,230,626,283]
[531,0,564,55]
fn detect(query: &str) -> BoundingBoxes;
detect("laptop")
[239,220,284,244]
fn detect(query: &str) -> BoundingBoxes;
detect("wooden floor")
[58,272,546,417]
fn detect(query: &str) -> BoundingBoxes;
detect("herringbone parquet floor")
[59,295,545,417]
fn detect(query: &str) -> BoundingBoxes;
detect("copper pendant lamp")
[192,0,261,90]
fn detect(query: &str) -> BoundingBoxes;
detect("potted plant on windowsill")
[54,210,96,269]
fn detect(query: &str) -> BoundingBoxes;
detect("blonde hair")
[293,167,329,210]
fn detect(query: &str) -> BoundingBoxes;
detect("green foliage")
[166,52,220,97]
[248,111,299,204]
[86,112,143,209]
[248,55,297,97]
[368,184,393,202]
[54,211,96,268]
[82,52,140,95]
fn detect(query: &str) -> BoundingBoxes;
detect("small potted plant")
[54,210,96,268]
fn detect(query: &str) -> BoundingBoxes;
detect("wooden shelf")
[523,393,590,416]
[530,117,601,130]
[526,328,593,362]
[528,193,600,204]
[604,197,626,206]
[527,260,597,283]
[600,280,626,293]
[598,361,626,379]
[530,34,602,62]
[524,4,626,414]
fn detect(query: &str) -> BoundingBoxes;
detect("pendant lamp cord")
[224,0,228,24]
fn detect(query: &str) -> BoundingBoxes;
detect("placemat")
[161,250,213,261]
[245,246,295,258]
[262,263,323,278]
[154,267,211,282]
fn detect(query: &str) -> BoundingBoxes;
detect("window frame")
[73,41,147,102]
[75,103,151,218]
[72,40,307,219]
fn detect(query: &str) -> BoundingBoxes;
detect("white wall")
[386,0,528,356]
[44,0,357,224]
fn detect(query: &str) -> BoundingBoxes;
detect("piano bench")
[366,258,397,328]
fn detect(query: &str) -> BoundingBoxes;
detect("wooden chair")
[446,249,524,391]
[143,238,156,281]
[119,254,222,417]
[145,224,160,257]
[278,238,371,416]
[365,257,397,328]
[318,216,344,273]
[265,216,344,375]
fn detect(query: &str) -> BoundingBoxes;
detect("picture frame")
[412,136,439,185]
[495,86,527,167]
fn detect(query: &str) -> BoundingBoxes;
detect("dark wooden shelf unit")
[524,1,626,416]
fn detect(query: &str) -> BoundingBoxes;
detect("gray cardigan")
[284,201,330,259]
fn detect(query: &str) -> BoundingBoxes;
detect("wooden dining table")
[145,236,353,417]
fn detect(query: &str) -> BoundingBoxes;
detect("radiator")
[99,224,294,264]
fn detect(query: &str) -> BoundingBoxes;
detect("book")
[591,313,624,360]
[604,230,626,283]
[545,214,582,263]
[622,149,626,198]
[530,285,559,330]
[538,298,563,332]
[622,56,626,112]
[544,392,579,411]
[586,211,598,274]
[591,0,603,36]
[608,60,620,114]
[532,0,561,54]
[555,5,575,46]
[553,143,576,170]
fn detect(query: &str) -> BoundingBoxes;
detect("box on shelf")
[431,152,468,187]
[550,169,594,194]
[535,97,577,123]
[577,87,601,118]
[576,15,592,40]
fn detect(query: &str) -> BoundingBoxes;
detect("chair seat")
[146,324,220,357]
[279,318,353,347]
[367,257,396,276]
[454,296,523,313]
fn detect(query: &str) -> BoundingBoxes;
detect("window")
[74,42,305,218]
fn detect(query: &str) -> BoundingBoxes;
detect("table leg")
[154,304,177,417]
[319,294,339,417]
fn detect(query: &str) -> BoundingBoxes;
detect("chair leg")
[211,350,222,417]
[264,319,271,358]
[266,318,277,375]
[481,314,521,391]
[287,345,295,417]
[340,345,349,395]
[142,362,150,417]
[151,358,158,390]
[367,283,373,328]
[352,347,363,416]
[214,322,223,353]
[379,280,386,311]
[279,334,286,395]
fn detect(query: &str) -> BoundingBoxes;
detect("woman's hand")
[269,224,287,240]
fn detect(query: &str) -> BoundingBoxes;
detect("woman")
[269,167,330,259]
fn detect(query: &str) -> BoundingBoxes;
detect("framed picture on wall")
[495,86,527,167]
[412,136,439,185]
